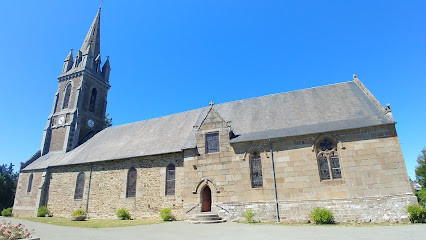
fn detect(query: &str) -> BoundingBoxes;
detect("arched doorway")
[201,185,212,212]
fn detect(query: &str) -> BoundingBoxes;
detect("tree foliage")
[0,163,18,211]
[415,148,426,188]
[105,113,113,128]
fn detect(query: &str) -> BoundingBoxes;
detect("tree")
[105,113,113,128]
[415,148,426,188]
[0,163,18,211]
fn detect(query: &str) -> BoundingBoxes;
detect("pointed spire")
[62,49,74,73]
[80,7,101,58]
[102,56,111,83]
[65,49,73,61]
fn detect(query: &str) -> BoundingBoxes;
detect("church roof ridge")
[22,79,394,171]
[106,80,354,131]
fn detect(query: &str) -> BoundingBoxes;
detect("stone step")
[189,216,223,221]
[187,212,226,224]
[186,219,227,224]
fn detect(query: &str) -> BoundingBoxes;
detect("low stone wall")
[185,194,417,223]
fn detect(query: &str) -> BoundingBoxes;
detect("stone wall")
[13,171,45,217]
[15,121,416,223]
[183,123,416,222]
[46,152,184,219]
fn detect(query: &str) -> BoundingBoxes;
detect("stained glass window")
[319,156,330,180]
[27,173,33,192]
[62,83,72,109]
[89,88,97,113]
[126,167,137,198]
[74,172,85,200]
[316,138,342,181]
[205,132,219,154]
[250,152,263,188]
[165,164,175,195]
[330,156,342,179]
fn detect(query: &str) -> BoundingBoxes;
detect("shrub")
[311,207,334,224]
[72,209,86,217]
[416,188,426,207]
[37,206,49,217]
[242,209,256,222]
[0,221,32,240]
[159,208,175,221]
[405,204,426,223]
[116,208,131,220]
[1,208,12,217]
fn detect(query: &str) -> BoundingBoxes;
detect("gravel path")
[2,217,425,240]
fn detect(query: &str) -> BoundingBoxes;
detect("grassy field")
[17,217,163,228]
[239,221,413,227]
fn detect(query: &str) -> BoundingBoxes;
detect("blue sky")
[0,0,424,179]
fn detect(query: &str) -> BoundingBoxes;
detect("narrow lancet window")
[165,164,175,195]
[74,172,85,200]
[250,152,263,188]
[27,173,33,192]
[126,167,137,198]
[62,83,72,109]
[89,88,97,112]
[316,138,342,180]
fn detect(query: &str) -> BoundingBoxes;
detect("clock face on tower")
[87,119,95,128]
[58,116,65,125]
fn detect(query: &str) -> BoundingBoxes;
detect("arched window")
[27,173,33,192]
[250,152,263,188]
[89,88,97,113]
[74,172,85,200]
[316,138,342,180]
[126,167,137,198]
[165,164,175,196]
[62,83,72,109]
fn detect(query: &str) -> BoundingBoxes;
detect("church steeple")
[80,6,101,59]
[41,6,110,155]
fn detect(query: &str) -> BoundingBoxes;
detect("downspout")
[85,163,93,215]
[269,139,280,223]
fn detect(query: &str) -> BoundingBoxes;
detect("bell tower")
[41,7,111,155]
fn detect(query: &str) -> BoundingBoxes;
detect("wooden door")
[201,186,211,212]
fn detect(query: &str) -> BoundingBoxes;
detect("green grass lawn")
[17,217,163,228]
[239,221,413,227]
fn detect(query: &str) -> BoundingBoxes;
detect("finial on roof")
[353,74,357,80]
[209,101,215,107]
[385,104,391,113]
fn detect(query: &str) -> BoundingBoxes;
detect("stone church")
[13,8,416,223]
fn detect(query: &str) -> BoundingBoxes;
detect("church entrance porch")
[201,186,212,212]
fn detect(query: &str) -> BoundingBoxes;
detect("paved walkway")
[2,217,425,240]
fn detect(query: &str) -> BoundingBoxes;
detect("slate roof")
[23,80,394,171]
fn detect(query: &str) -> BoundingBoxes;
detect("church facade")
[13,8,416,223]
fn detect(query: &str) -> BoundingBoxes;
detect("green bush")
[242,209,256,222]
[116,208,131,220]
[416,188,426,207]
[37,206,50,217]
[1,208,13,217]
[159,208,175,221]
[405,204,426,223]
[311,207,334,224]
[72,209,86,217]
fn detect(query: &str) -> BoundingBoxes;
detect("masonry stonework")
[13,7,417,224]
